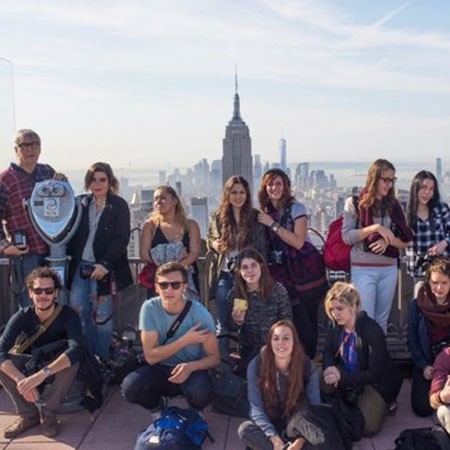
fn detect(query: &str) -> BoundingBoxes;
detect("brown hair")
[84,162,119,194]
[258,169,295,212]
[260,320,306,420]
[425,257,450,285]
[155,261,188,283]
[26,266,62,291]
[217,176,255,253]
[15,129,41,146]
[359,159,396,214]
[324,281,361,321]
[233,248,274,300]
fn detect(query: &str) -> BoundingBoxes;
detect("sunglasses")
[156,281,184,290]
[31,287,56,295]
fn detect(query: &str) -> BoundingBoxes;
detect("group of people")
[1,130,450,448]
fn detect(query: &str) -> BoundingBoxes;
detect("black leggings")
[292,298,320,360]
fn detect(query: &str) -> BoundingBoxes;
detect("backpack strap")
[162,301,192,345]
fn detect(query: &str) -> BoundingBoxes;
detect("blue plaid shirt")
[406,202,450,278]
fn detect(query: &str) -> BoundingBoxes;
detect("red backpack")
[323,197,358,272]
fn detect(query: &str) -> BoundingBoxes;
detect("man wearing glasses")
[121,261,220,414]
[0,129,66,307]
[0,267,83,439]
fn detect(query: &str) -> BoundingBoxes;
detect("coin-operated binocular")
[25,179,83,304]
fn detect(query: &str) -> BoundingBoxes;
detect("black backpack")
[393,427,443,450]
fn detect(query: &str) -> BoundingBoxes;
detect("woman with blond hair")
[140,185,200,300]
[341,159,413,332]
[322,281,401,437]
[207,176,266,341]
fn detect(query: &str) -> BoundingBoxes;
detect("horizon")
[1,1,450,170]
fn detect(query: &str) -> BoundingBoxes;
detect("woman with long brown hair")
[206,176,266,342]
[226,248,292,374]
[140,185,200,300]
[238,320,327,450]
[341,159,413,332]
[258,168,328,359]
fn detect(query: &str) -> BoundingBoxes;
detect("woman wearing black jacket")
[322,282,401,437]
[67,162,132,358]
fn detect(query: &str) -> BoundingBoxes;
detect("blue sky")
[1,0,450,171]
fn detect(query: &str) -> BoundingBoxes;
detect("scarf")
[358,189,413,258]
[416,284,450,329]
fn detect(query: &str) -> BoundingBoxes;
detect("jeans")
[12,254,47,308]
[121,364,212,410]
[69,264,113,358]
[351,265,397,333]
[0,362,79,416]
[238,420,277,450]
[214,271,234,355]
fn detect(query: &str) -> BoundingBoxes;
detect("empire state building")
[222,75,253,187]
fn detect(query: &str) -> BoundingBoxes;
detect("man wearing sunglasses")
[0,129,67,307]
[121,261,220,413]
[0,267,83,439]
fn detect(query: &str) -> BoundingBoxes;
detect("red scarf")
[416,285,450,331]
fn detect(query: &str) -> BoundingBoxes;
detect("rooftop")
[0,377,434,450]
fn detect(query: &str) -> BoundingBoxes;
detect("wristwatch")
[42,366,52,377]
[270,221,280,232]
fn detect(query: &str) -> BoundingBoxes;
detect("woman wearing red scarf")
[342,159,413,333]
[407,257,450,416]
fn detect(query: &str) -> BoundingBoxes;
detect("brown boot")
[41,413,61,438]
[4,414,40,439]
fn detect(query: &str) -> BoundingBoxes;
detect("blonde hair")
[324,281,360,321]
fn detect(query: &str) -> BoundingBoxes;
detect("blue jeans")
[121,364,212,410]
[214,271,233,355]
[351,265,398,333]
[69,264,113,358]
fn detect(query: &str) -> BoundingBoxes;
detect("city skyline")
[1,1,450,170]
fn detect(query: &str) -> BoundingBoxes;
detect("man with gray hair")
[0,129,66,307]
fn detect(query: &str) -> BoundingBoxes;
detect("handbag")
[285,241,329,302]
[137,262,157,291]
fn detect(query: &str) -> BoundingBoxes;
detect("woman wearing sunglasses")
[67,162,132,358]
[341,159,413,332]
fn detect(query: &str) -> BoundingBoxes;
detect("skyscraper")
[437,158,443,182]
[279,137,287,172]
[191,197,208,239]
[222,73,253,187]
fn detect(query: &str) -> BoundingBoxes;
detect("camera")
[415,254,433,271]
[13,230,27,249]
[79,261,95,279]
[270,250,284,265]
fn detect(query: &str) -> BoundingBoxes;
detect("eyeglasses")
[31,287,56,295]
[378,176,397,184]
[156,281,184,290]
[18,142,40,150]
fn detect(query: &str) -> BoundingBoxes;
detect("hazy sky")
[1,0,450,172]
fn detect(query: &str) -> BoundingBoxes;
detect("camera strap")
[10,304,63,354]
[162,301,192,345]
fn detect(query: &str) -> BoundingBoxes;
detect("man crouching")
[121,261,220,413]
[0,267,83,439]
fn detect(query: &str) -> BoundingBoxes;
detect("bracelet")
[270,221,280,232]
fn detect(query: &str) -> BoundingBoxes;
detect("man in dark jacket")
[0,267,83,439]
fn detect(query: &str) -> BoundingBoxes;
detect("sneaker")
[41,414,61,438]
[4,414,40,439]
[151,396,168,421]
[286,411,324,445]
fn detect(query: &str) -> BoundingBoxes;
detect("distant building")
[222,74,253,187]
[437,158,443,182]
[158,170,166,186]
[279,137,287,172]
[128,189,154,258]
[191,197,208,239]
